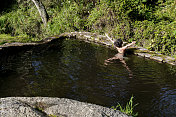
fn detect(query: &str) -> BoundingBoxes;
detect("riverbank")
[1,32,176,65]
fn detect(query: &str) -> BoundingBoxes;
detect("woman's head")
[114,39,123,47]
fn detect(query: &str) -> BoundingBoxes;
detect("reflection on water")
[0,39,176,117]
[104,53,133,78]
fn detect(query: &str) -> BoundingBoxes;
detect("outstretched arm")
[123,41,136,49]
[105,33,114,44]
[115,41,135,53]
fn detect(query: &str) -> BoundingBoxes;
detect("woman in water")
[105,33,136,57]
[104,33,136,78]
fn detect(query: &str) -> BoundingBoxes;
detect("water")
[0,39,176,117]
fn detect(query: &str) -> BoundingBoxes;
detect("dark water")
[0,39,176,117]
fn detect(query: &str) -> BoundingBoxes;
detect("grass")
[112,96,138,117]
[0,34,37,45]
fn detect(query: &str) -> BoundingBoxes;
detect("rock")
[137,47,148,51]
[0,97,130,117]
[150,56,163,62]
[0,98,45,117]
[136,53,146,57]
[164,56,175,63]
[1,42,38,47]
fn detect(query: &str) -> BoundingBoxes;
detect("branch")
[31,0,49,26]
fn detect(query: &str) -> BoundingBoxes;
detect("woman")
[105,33,136,56]
[104,34,136,78]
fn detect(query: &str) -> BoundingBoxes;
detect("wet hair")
[114,39,123,48]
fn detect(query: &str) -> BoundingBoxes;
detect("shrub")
[112,96,138,117]
[46,1,84,36]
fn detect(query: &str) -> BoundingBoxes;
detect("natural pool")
[0,38,176,117]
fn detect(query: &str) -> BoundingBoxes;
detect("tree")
[31,0,49,26]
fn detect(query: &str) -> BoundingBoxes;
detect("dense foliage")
[0,0,176,56]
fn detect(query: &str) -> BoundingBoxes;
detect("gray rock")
[137,47,148,51]
[0,97,130,117]
[0,98,45,117]
[136,53,146,57]
[150,56,163,62]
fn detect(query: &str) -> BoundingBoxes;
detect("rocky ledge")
[0,97,129,117]
[0,32,175,65]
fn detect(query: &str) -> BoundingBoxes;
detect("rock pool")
[0,38,176,117]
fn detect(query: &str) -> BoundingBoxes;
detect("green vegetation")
[112,96,138,117]
[0,0,176,56]
[0,34,36,44]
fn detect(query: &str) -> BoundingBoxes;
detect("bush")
[46,1,84,36]
[0,1,42,40]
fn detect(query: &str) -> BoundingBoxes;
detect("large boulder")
[0,97,130,117]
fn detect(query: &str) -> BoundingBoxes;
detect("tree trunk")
[31,0,49,26]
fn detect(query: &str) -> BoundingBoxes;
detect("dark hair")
[114,39,123,47]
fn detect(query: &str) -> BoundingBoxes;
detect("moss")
[49,115,57,117]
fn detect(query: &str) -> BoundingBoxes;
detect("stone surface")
[150,56,163,62]
[0,97,130,117]
[0,98,45,117]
